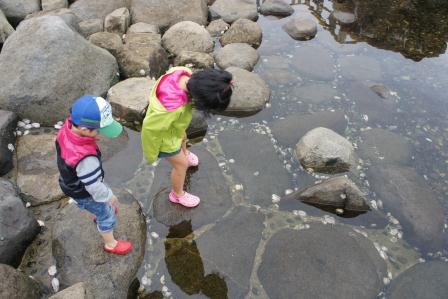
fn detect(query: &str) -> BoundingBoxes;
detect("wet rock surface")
[52,189,146,299]
[162,21,214,56]
[296,127,355,173]
[339,55,382,81]
[0,178,40,267]
[292,82,338,105]
[130,0,208,32]
[287,176,370,212]
[0,16,119,126]
[260,0,294,17]
[173,51,215,70]
[0,264,41,299]
[215,43,260,71]
[0,109,17,175]
[387,261,448,299]
[271,110,348,147]
[359,128,412,165]
[220,18,262,49]
[219,67,270,117]
[151,146,233,229]
[283,18,318,40]
[368,165,446,251]
[210,0,258,24]
[219,129,291,206]
[258,225,387,299]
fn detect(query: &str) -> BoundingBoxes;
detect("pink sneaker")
[169,191,200,208]
[187,151,199,167]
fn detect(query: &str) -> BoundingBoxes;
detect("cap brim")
[98,120,123,138]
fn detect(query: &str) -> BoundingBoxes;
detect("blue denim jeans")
[74,197,116,233]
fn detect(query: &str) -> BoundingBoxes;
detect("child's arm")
[76,156,114,203]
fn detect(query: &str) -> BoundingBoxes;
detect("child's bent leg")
[167,152,189,196]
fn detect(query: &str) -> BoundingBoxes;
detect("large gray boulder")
[0,178,40,267]
[0,8,13,44]
[88,32,123,58]
[210,0,258,24]
[220,18,262,48]
[52,190,146,299]
[283,18,318,40]
[0,16,119,126]
[107,77,156,126]
[368,165,446,251]
[295,127,355,173]
[24,8,81,33]
[162,21,214,56]
[218,67,270,117]
[117,32,169,78]
[173,51,214,69]
[104,7,130,35]
[258,225,387,299]
[0,109,17,175]
[0,0,40,26]
[260,0,294,17]
[215,43,260,71]
[130,0,208,32]
[69,0,128,21]
[284,176,370,213]
[0,264,41,298]
[387,261,448,299]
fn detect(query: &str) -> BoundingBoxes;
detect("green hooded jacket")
[141,67,193,163]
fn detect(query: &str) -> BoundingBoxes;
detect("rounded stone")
[210,0,258,24]
[173,51,215,69]
[282,18,317,40]
[220,18,262,49]
[331,10,356,24]
[206,19,229,37]
[88,32,123,57]
[162,21,214,56]
[215,43,260,71]
[260,0,294,17]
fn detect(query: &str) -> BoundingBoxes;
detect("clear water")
[103,0,448,298]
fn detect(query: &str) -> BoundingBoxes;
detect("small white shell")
[48,265,57,276]
[51,277,60,292]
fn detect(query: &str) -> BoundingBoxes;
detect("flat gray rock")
[215,43,260,71]
[130,0,208,32]
[127,22,159,34]
[292,82,338,104]
[259,55,301,85]
[0,8,13,44]
[296,127,355,173]
[387,261,448,299]
[292,45,335,81]
[0,264,41,298]
[69,0,128,21]
[0,16,118,126]
[271,110,347,147]
[339,55,382,81]
[219,67,270,117]
[218,129,291,206]
[368,165,446,251]
[162,21,214,56]
[52,189,146,299]
[220,18,262,49]
[151,146,233,229]
[260,0,294,17]
[0,178,40,267]
[196,206,265,298]
[359,128,412,165]
[0,0,40,25]
[283,18,317,40]
[331,10,356,24]
[0,109,17,175]
[258,225,386,299]
[210,0,258,24]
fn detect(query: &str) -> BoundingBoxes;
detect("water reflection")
[164,221,228,299]
[294,0,448,61]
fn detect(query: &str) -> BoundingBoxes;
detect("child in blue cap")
[55,95,133,255]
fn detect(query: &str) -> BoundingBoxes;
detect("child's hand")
[110,196,119,209]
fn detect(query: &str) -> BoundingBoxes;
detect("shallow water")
[103,0,448,298]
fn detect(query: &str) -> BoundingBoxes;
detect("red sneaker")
[104,240,133,255]
[93,204,118,223]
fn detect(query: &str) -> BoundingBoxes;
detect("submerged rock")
[339,55,382,81]
[0,264,41,298]
[151,146,233,229]
[0,178,40,267]
[283,18,318,40]
[0,16,119,126]
[127,22,159,34]
[292,45,335,81]
[52,189,146,299]
[130,0,208,32]
[220,18,262,48]
[210,0,258,24]
[368,165,446,251]
[162,21,214,56]
[215,43,260,71]
[206,19,229,37]
[295,127,355,173]
[219,67,270,117]
[260,0,294,17]
[285,176,370,212]
[292,82,338,105]
[258,225,386,299]
[331,10,356,24]
[271,110,347,147]
[0,109,18,176]
[387,261,448,299]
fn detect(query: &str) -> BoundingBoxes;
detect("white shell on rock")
[48,265,57,276]
[51,277,60,292]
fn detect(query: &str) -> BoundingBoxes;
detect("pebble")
[23,130,30,135]
[37,220,45,227]
[24,124,32,129]
[370,200,378,210]
[23,119,31,124]
[271,194,281,203]
[17,121,25,127]
[7,144,14,152]
[31,123,40,128]
[234,184,244,191]
[48,265,57,276]
[160,275,165,284]
[16,131,22,136]
[25,202,31,208]
[141,276,149,285]
[335,208,344,214]
[285,189,293,195]
[139,69,146,76]
[150,232,159,239]
[228,159,235,163]
[253,171,260,176]
[51,277,60,292]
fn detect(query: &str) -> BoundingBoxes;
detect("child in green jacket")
[141,67,233,207]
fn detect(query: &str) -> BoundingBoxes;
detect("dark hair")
[186,69,233,115]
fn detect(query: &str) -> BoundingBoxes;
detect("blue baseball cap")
[71,95,123,138]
